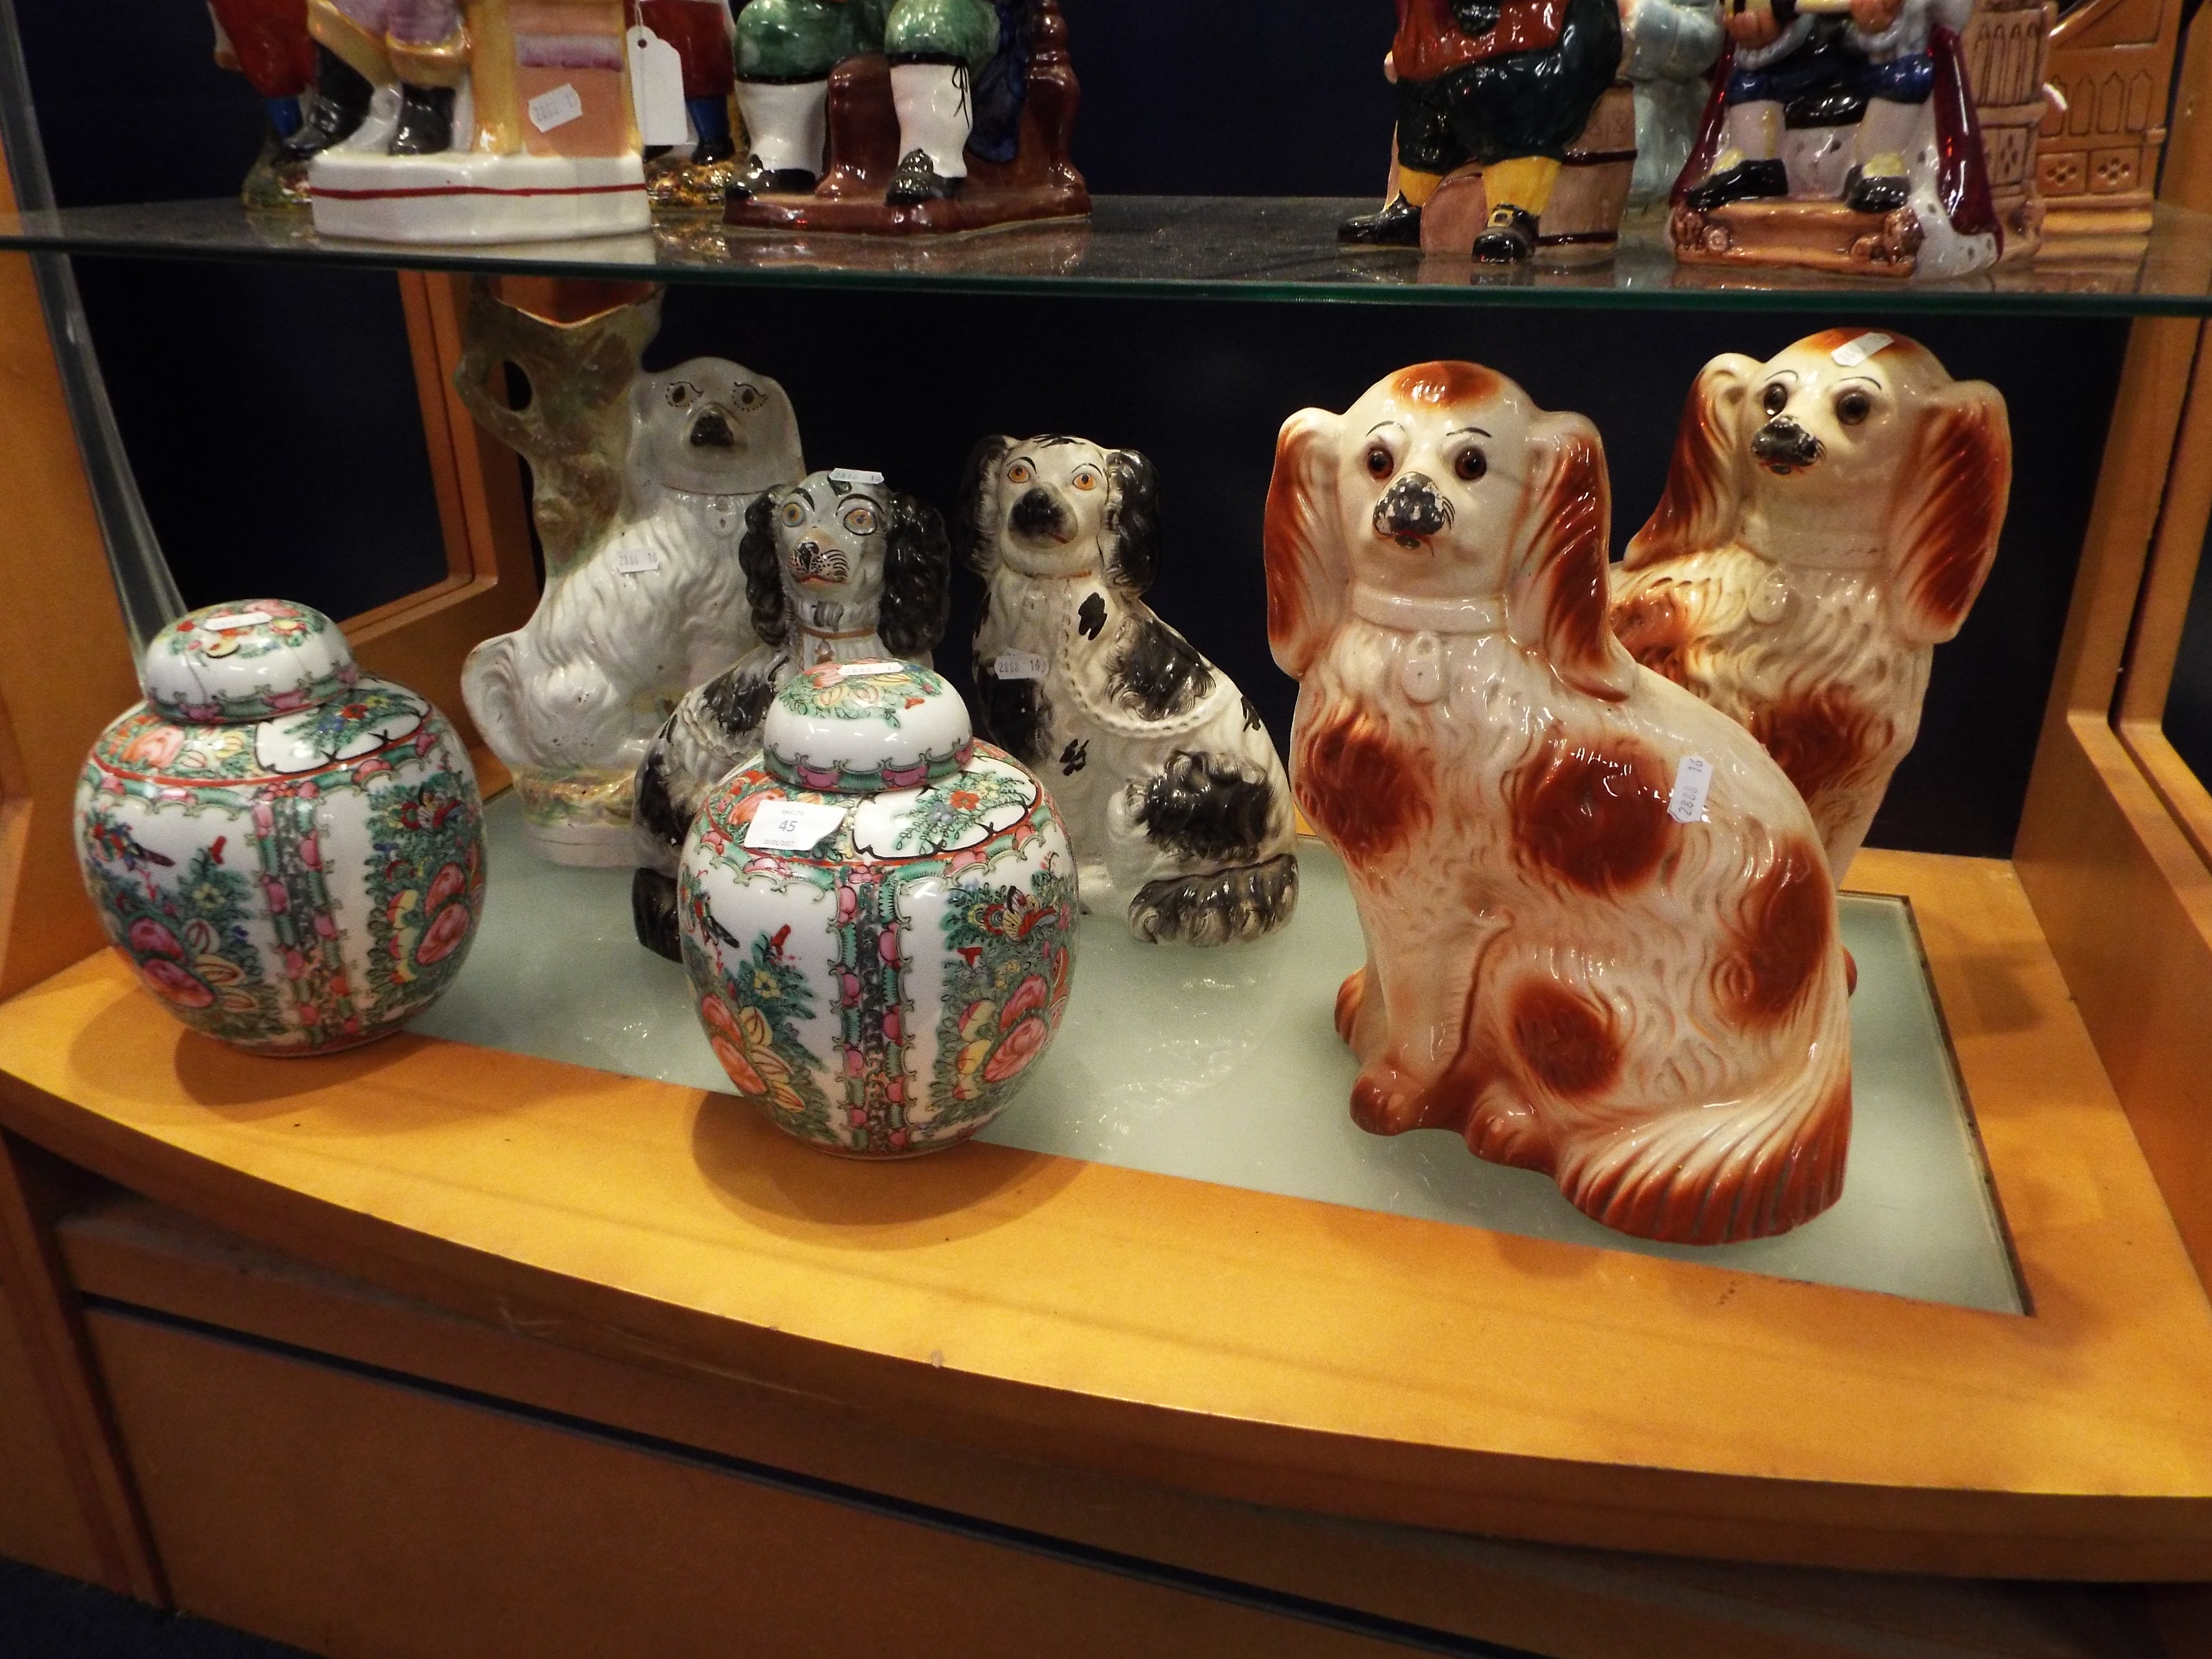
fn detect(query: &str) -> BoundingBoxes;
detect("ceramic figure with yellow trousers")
[303,0,652,241]
[1339,0,1623,264]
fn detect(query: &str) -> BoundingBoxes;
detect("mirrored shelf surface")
[410,792,2021,1313]
[2,194,2209,314]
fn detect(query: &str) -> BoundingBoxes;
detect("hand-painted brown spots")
[1717,838,1833,1026]
[1747,688,1885,821]
[1294,705,1430,865]
[1263,447,1316,658]
[1509,733,1672,894]
[1391,361,1503,409]
[1521,431,1628,699]
[1510,980,1621,1097]
[1896,394,2009,639]
[1625,368,1739,567]
[1334,967,1366,1044]
[1611,586,1695,688]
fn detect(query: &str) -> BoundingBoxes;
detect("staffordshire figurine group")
[199,0,2155,275]
[87,308,2010,1244]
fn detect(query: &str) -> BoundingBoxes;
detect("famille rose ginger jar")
[677,661,1077,1157]
[74,601,486,1056]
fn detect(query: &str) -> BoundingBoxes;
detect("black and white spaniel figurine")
[630,468,952,958]
[959,433,1298,945]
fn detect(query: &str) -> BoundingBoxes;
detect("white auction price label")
[625,27,687,146]
[613,547,661,575]
[829,468,886,485]
[1829,331,1893,367]
[836,660,903,678]
[1667,755,1714,824]
[993,650,1049,681]
[528,82,584,133]
[744,799,849,853]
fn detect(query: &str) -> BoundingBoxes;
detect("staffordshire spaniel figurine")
[630,468,951,959]
[959,434,1298,945]
[1611,330,2010,877]
[1266,361,1851,1244]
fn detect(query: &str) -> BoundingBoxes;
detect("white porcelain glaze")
[678,663,1077,1156]
[1265,361,1853,1244]
[959,433,1298,946]
[75,601,485,1055]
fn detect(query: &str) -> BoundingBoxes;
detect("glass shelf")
[410,792,2022,1314]
[3,194,2210,314]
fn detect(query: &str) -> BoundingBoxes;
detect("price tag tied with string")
[625,26,688,147]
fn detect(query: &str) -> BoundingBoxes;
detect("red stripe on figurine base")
[310,182,646,201]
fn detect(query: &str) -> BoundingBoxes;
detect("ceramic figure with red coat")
[1338,0,1623,263]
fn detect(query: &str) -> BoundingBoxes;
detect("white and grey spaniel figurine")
[630,468,952,958]
[958,433,1298,945]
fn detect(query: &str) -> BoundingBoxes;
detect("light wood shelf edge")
[0,846,2207,1582]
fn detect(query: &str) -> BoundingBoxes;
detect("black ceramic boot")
[390,84,457,156]
[1471,205,1539,263]
[886,147,961,204]
[283,45,373,160]
[1339,193,1425,245]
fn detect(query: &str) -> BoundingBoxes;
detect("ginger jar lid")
[140,601,358,724]
[762,661,974,794]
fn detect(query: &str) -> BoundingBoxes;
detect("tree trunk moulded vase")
[1263,362,1853,1245]
[1610,328,2011,880]
[456,283,807,868]
[74,601,486,1057]
[679,661,1077,1157]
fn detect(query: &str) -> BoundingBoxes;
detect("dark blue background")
[15,0,2131,857]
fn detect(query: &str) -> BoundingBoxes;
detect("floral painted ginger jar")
[75,600,486,1056]
[678,660,1078,1157]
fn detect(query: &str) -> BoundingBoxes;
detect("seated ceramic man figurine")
[1682,0,1968,215]
[1339,0,1622,263]
[731,0,1003,203]
[306,0,469,154]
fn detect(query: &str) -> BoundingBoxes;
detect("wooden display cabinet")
[7,25,2212,1659]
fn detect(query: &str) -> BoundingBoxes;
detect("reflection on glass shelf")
[411,792,2022,1312]
[0,195,2206,313]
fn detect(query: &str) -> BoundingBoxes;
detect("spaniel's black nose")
[1373,472,1450,545]
[1752,417,1823,473]
[1010,486,1073,543]
[689,409,736,448]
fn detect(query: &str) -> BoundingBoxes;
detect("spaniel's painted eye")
[1007,459,1033,485]
[842,505,878,535]
[1453,448,1487,482]
[1762,382,1789,417]
[1366,445,1393,480]
[666,382,694,407]
[733,384,764,410]
[1835,389,1872,426]
[1070,466,1101,491]
[780,500,806,527]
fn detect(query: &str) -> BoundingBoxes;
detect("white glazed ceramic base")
[417,793,2021,1311]
[308,153,650,243]
[517,815,637,868]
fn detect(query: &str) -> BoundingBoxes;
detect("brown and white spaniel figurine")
[1265,361,1852,1244]
[1611,331,2011,878]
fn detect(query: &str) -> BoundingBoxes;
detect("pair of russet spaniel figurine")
[1268,333,2008,1244]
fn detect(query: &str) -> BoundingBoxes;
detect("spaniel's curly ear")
[740,490,788,648]
[1104,448,1162,593]
[1263,408,1347,681]
[877,491,952,660]
[953,435,1013,577]
[1624,352,1758,570]
[1509,411,1636,701]
[1889,379,2010,647]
